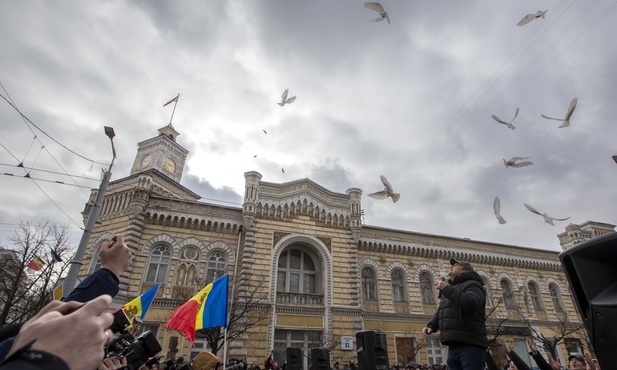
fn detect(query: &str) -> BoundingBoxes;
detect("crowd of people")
[0,234,602,370]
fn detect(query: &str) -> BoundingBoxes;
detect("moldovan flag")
[26,256,45,272]
[164,274,229,345]
[121,284,160,327]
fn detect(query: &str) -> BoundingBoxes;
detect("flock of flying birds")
[362,3,549,28]
[265,3,575,229]
[492,97,577,226]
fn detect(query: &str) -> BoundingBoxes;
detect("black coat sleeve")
[0,324,22,345]
[485,350,501,370]
[442,281,485,312]
[530,351,553,370]
[507,349,530,370]
[63,268,119,303]
[0,349,69,370]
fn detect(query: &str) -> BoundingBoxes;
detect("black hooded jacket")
[427,271,489,349]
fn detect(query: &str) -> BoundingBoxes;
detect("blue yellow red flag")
[121,284,160,327]
[164,275,229,345]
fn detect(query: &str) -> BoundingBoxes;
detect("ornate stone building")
[77,125,614,368]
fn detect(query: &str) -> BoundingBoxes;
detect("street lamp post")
[62,126,116,299]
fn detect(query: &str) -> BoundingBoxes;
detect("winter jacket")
[529,351,553,370]
[427,271,489,349]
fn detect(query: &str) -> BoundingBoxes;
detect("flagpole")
[223,327,228,365]
[169,93,180,125]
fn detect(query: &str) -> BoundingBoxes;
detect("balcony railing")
[276,292,323,306]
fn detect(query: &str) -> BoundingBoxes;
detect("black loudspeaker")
[310,347,330,370]
[559,232,617,369]
[356,330,389,370]
[286,347,303,370]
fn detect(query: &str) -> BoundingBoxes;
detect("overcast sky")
[1,1,616,253]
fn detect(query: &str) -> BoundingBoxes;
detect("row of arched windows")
[361,267,565,313]
[89,236,565,314]
[90,240,230,291]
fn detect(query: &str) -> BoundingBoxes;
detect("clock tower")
[130,124,188,183]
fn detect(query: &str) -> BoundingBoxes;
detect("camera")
[105,330,162,370]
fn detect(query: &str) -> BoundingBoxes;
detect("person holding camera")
[0,295,114,370]
[64,234,133,303]
[0,234,132,361]
[97,355,128,370]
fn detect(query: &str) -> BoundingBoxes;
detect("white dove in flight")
[517,10,548,27]
[540,97,578,128]
[491,107,519,130]
[364,2,390,24]
[277,89,297,107]
[493,196,507,224]
[503,156,533,168]
[368,175,400,203]
[524,204,570,225]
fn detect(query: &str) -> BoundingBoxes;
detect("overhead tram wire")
[390,1,577,192]
[394,1,605,195]
[0,141,85,230]
[458,0,606,140]
[0,162,100,181]
[0,89,107,166]
[0,83,103,205]
[398,0,603,195]
[1,173,92,189]
[0,85,100,195]
[457,0,608,142]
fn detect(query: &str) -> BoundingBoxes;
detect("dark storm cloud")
[308,157,358,194]
[1,1,615,252]
[181,172,242,206]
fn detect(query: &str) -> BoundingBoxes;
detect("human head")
[449,258,473,278]
[334,362,340,369]
[568,353,585,369]
[193,351,221,370]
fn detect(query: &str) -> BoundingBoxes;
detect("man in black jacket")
[422,258,488,370]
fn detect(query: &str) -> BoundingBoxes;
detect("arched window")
[482,277,492,308]
[145,245,171,283]
[391,269,406,302]
[419,272,435,305]
[277,249,317,294]
[528,282,543,311]
[177,246,199,287]
[205,251,227,284]
[361,267,377,301]
[549,284,564,313]
[88,245,103,274]
[176,264,197,286]
[500,280,516,309]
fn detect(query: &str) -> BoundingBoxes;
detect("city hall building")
[78,124,614,368]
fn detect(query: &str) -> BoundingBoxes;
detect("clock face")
[164,158,176,173]
[140,154,151,169]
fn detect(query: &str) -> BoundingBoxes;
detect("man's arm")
[527,338,553,370]
[441,281,485,312]
[64,235,132,303]
[497,337,531,370]
[1,295,113,370]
